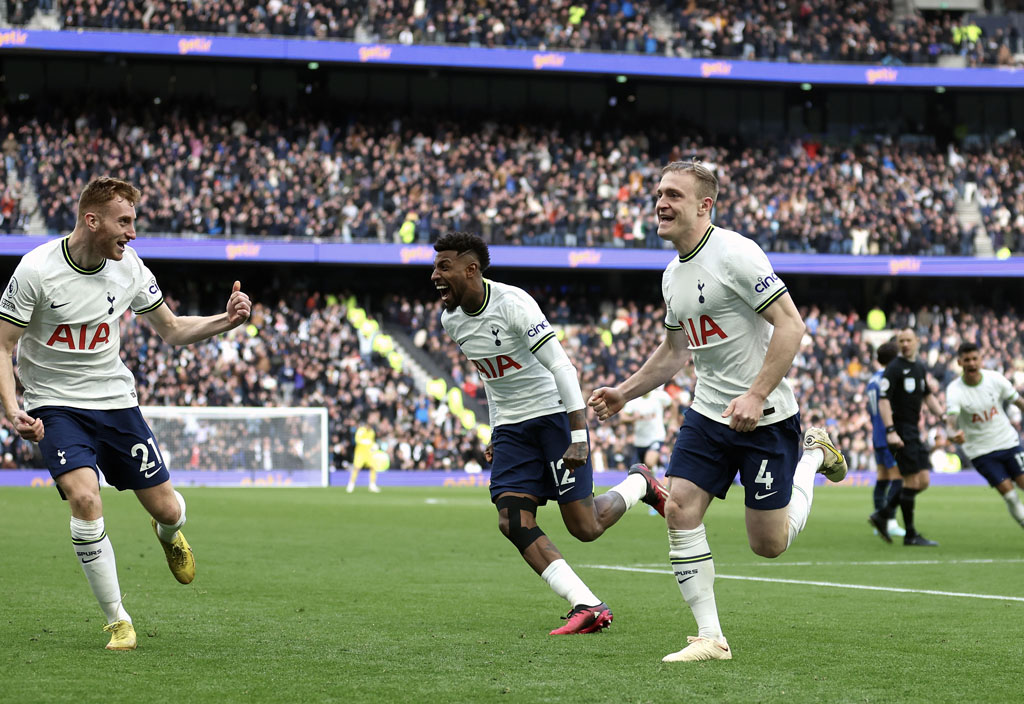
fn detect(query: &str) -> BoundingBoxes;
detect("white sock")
[70,517,130,624]
[156,490,187,543]
[786,450,821,547]
[1002,489,1024,525]
[668,525,723,641]
[607,473,648,511]
[540,558,601,607]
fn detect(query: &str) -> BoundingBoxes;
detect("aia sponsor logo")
[682,315,727,348]
[46,324,111,350]
[472,355,523,379]
[971,406,1000,424]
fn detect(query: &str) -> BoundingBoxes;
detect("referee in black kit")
[869,328,945,546]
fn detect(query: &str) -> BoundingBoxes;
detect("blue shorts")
[489,413,593,506]
[35,406,170,493]
[874,446,897,471]
[632,442,661,466]
[971,446,1024,487]
[666,409,802,510]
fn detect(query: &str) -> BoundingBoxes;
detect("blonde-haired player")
[589,160,847,663]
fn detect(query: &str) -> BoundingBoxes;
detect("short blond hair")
[77,177,141,224]
[662,160,718,207]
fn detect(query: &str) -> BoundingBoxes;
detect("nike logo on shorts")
[754,491,778,500]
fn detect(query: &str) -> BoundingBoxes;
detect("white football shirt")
[0,237,164,411]
[441,279,566,427]
[662,225,798,426]
[946,370,1021,458]
[623,389,672,447]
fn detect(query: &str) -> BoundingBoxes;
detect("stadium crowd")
[1,270,1022,475]
[6,0,1021,67]
[5,107,1017,257]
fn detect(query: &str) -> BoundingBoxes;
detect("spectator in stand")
[5,106,1006,257]
[4,1,1010,66]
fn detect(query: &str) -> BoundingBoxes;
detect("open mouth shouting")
[436,281,452,307]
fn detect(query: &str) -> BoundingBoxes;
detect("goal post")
[140,406,330,487]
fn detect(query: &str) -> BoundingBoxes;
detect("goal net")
[140,406,329,487]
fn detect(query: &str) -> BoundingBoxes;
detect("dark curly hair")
[434,231,490,271]
[957,341,979,356]
[876,341,898,366]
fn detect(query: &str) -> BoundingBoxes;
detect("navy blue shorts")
[489,413,593,506]
[971,446,1024,487]
[874,446,897,471]
[666,410,802,510]
[34,406,170,493]
[632,442,661,466]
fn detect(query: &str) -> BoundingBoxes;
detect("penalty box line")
[582,564,1024,603]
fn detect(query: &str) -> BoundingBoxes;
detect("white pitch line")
[623,558,1024,568]
[583,564,1024,603]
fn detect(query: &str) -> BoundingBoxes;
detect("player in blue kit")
[0,177,251,650]
[432,231,668,635]
[589,161,847,662]
[866,341,906,540]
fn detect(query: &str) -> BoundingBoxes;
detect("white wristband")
[570,429,587,444]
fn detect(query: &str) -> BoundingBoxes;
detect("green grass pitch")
[2,483,1022,703]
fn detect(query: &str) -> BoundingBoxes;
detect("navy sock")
[881,485,902,520]
[887,479,904,507]
[873,480,891,512]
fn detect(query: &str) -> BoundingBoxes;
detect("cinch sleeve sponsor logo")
[888,258,921,275]
[568,250,602,267]
[526,320,549,337]
[701,61,732,78]
[178,37,213,55]
[532,53,566,69]
[866,68,898,84]
[225,243,261,259]
[0,30,28,48]
[359,45,393,62]
[400,245,434,264]
[754,272,780,293]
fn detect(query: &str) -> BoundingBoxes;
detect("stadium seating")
[7,1,1020,67]
[6,109,1017,256]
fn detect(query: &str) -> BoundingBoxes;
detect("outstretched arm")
[142,280,251,346]
[589,327,690,421]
